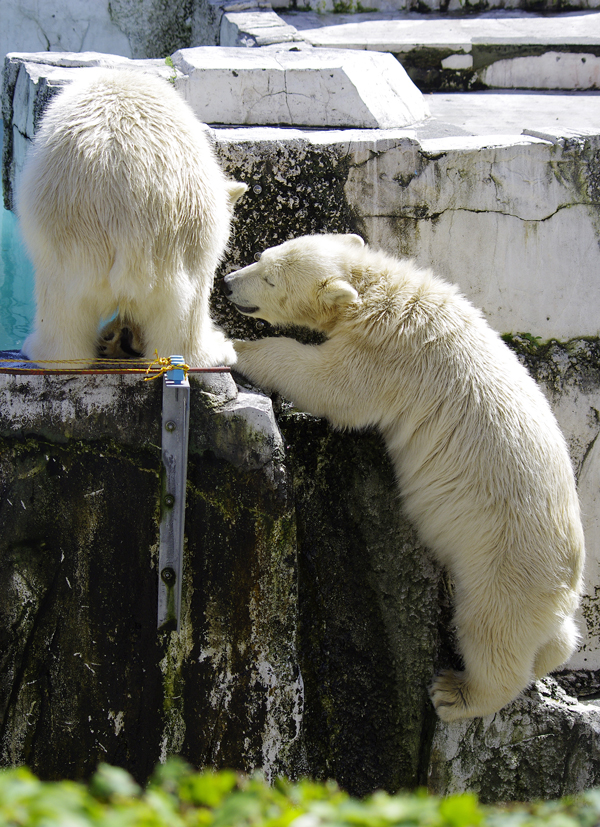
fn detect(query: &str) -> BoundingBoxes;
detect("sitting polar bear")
[224,233,585,722]
[17,68,246,367]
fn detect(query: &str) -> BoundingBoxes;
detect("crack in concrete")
[577,415,600,481]
[365,202,591,224]
[349,143,416,169]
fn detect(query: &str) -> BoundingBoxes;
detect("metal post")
[158,356,190,632]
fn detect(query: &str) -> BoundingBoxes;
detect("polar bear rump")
[18,68,246,367]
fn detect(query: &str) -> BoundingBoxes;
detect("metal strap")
[158,356,190,632]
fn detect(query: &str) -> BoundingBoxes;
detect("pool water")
[0,127,35,351]
[0,206,35,351]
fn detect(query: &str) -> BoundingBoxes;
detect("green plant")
[501,331,544,355]
[1,760,600,827]
[165,56,176,84]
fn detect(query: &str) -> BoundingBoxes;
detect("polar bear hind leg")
[533,616,579,679]
[430,643,536,722]
[22,265,104,367]
[430,593,542,722]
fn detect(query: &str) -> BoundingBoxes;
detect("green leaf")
[90,765,141,801]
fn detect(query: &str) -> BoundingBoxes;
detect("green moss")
[501,331,544,354]
[213,141,361,343]
[164,56,177,84]
[332,0,376,12]
[502,334,600,393]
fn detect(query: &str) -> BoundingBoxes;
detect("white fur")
[224,233,585,722]
[18,68,246,367]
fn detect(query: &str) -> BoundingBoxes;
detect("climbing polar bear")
[18,68,246,367]
[224,233,585,722]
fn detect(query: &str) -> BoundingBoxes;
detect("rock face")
[0,372,302,783]
[429,679,600,803]
[277,412,446,795]
[0,369,448,793]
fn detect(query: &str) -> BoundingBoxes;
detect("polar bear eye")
[262,276,276,288]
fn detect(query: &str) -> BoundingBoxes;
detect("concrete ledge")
[171,46,429,127]
[220,10,304,47]
[282,9,600,91]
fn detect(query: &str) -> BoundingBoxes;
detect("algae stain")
[580,587,600,643]
[158,546,194,763]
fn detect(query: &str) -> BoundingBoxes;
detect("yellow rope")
[143,352,190,382]
[0,354,188,376]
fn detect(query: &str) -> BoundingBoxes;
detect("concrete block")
[171,46,429,128]
[282,10,600,91]
[220,10,303,47]
[478,50,600,90]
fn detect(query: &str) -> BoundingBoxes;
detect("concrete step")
[279,9,600,90]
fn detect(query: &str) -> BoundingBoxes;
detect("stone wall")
[0,369,447,795]
[2,0,600,66]
[0,371,301,781]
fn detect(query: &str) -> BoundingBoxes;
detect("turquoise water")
[0,207,35,350]
[0,128,36,351]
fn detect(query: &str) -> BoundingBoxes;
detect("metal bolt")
[161,567,176,584]
[164,493,175,507]
[165,420,176,432]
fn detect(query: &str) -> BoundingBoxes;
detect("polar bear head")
[223,234,364,328]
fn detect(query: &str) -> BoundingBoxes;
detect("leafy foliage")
[1,760,600,827]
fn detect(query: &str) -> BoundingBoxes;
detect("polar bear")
[17,68,246,368]
[223,233,585,722]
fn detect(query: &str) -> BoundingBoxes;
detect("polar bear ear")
[321,279,359,307]
[342,234,365,248]
[227,181,248,205]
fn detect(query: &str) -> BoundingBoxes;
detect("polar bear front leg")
[234,337,322,397]
[234,337,355,424]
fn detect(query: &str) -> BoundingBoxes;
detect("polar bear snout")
[222,268,261,315]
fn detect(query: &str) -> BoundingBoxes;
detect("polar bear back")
[17,68,231,304]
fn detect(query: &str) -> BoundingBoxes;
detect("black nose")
[220,276,232,297]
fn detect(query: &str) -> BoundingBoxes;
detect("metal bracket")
[158,356,190,632]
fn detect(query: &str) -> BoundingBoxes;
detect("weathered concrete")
[3,0,600,66]
[0,370,303,782]
[429,678,600,802]
[220,10,303,47]
[0,367,446,795]
[5,0,600,93]
[0,0,198,63]
[282,9,600,90]
[171,46,428,128]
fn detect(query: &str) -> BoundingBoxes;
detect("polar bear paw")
[429,670,472,722]
[98,318,144,359]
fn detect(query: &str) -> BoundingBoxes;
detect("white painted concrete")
[479,51,600,89]
[283,10,600,89]
[283,10,600,51]
[0,0,132,60]
[172,46,429,127]
[220,10,303,47]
